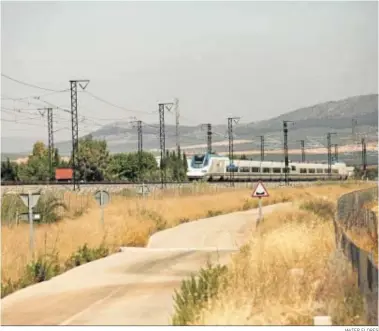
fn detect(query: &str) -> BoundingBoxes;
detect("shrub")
[172,262,228,325]
[207,210,223,218]
[25,254,61,283]
[35,193,68,223]
[1,194,26,225]
[64,244,109,269]
[299,198,335,220]
[1,243,110,299]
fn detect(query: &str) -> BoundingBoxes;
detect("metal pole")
[100,191,104,226]
[28,192,34,257]
[299,140,305,162]
[227,117,240,186]
[207,123,212,154]
[158,102,173,189]
[159,104,165,189]
[362,137,367,179]
[327,132,336,178]
[47,108,54,181]
[70,79,89,191]
[283,121,290,185]
[257,136,264,161]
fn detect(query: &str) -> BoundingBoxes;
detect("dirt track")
[1,203,289,326]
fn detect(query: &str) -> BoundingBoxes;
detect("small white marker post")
[251,181,270,226]
[94,190,110,226]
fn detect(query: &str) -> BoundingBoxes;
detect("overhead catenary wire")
[1,73,66,93]
[83,90,156,115]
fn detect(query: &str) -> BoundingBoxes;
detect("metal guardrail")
[334,186,378,325]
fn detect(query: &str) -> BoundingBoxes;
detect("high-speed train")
[186,153,355,182]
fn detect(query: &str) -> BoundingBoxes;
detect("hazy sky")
[1,0,378,142]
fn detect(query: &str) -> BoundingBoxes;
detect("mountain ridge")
[2,93,377,158]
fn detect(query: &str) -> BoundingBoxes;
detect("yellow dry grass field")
[1,182,375,287]
[193,201,369,325]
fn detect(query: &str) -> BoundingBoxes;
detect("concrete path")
[1,202,289,325]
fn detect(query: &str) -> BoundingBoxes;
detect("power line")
[1,73,65,92]
[83,90,155,115]
[1,89,70,102]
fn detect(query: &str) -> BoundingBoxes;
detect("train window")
[316,169,323,173]
[251,167,260,173]
[240,167,250,172]
[300,168,307,174]
[273,168,281,173]
[332,169,338,174]
[263,168,270,173]
[191,155,205,168]
[308,169,315,174]
[282,168,288,173]
[291,166,296,171]
[324,169,329,173]
[227,165,238,172]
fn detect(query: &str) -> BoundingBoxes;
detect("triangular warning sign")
[252,181,269,198]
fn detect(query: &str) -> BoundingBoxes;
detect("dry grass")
[1,182,374,288]
[192,203,367,325]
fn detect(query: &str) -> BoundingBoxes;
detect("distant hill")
[2,94,378,158]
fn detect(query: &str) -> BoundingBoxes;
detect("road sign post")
[251,181,270,226]
[19,192,41,257]
[136,184,150,198]
[94,190,110,226]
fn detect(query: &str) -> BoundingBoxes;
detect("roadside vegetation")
[1,137,188,183]
[1,181,374,300]
[171,183,378,326]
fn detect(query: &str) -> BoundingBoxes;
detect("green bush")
[25,254,61,283]
[172,262,228,325]
[34,193,68,223]
[206,210,223,218]
[1,194,26,225]
[64,244,109,269]
[1,243,110,299]
[299,198,335,220]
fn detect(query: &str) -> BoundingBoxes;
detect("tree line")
[1,135,189,182]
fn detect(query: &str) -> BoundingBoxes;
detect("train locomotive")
[186,153,355,182]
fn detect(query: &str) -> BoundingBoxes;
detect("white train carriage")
[186,153,352,182]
